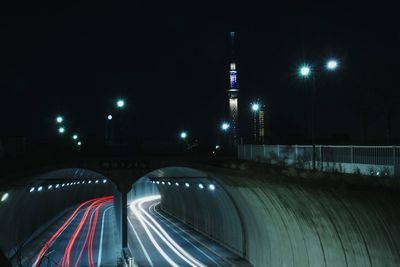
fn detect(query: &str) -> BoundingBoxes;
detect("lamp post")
[298,59,339,171]
[251,102,260,143]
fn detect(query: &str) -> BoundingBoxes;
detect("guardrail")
[238,144,400,176]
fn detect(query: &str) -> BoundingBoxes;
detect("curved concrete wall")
[0,168,115,259]
[149,166,400,267]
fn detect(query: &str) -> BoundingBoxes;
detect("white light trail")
[130,195,206,267]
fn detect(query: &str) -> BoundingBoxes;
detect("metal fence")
[238,144,400,174]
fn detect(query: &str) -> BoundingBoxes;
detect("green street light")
[72,134,78,140]
[299,65,311,77]
[58,127,65,134]
[116,99,125,109]
[56,116,63,123]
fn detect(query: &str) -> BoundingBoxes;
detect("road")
[128,195,232,267]
[32,196,118,267]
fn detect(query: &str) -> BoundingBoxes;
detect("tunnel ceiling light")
[167,182,171,185]
[198,184,204,189]
[103,179,107,183]
[1,193,9,202]
[88,180,92,184]
[95,180,99,184]
[55,184,60,188]
[82,181,85,184]
[161,181,165,185]
[48,185,52,190]
[38,186,43,192]
[77,181,80,184]
[62,184,65,187]
[29,187,35,193]
[156,181,160,184]
[185,183,190,188]
[175,182,179,186]
[107,114,113,120]
[209,184,216,190]
[66,183,70,186]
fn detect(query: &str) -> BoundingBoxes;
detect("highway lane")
[128,195,232,267]
[32,196,118,267]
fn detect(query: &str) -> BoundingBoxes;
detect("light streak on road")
[34,196,113,267]
[130,195,207,267]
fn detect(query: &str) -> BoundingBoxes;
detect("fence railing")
[238,144,400,175]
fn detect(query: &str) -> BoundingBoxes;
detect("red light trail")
[34,196,113,267]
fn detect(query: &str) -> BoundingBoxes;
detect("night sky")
[1,2,400,147]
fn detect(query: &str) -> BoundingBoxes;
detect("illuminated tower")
[228,32,239,144]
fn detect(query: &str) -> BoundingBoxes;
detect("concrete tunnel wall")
[148,166,400,267]
[0,168,116,260]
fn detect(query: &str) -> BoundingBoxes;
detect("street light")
[251,101,262,143]
[180,131,188,140]
[72,134,78,140]
[221,122,230,131]
[116,99,125,109]
[56,116,63,123]
[299,65,311,77]
[297,59,339,171]
[326,59,338,70]
[58,126,65,134]
[77,141,82,146]
[251,103,260,112]
[107,114,113,120]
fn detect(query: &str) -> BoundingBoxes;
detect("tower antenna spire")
[230,31,235,59]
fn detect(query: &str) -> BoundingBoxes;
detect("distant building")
[252,101,266,144]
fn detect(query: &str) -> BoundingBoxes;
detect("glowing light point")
[167,182,171,185]
[299,65,311,77]
[209,184,216,190]
[185,183,190,188]
[77,141,82,146]
[251,103,260,112]
[175,182,179,186]
[38,186,43,192]
[180,131,188,139]
[56,116,63,123]
[72,134,78,140]
[1,193,9,202]
[221,122,230,131]
[48,185,52,190]
[55,184,60,188]
[107,114,113,120]
[58,127,65,134]
[29,187,35,193]
[95,180,99,184]
[198,184,204,189]
[326,59,338,70]
[103,179,107,183]
[116,99,125,108]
